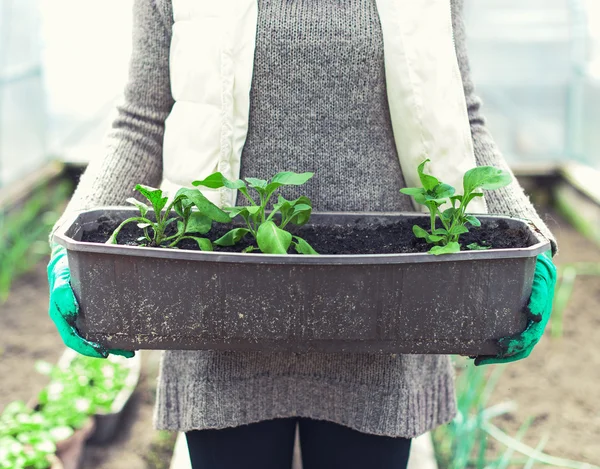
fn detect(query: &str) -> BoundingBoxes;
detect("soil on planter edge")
[82,215,535,254]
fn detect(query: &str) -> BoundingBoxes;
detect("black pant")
[186,418,412,469]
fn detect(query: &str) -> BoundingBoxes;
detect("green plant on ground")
[432,359,599,469]
[107,184,231,250]
[0,355,132,469]
[0,180,72,302]
[400,160,512,255]
[0,401,70,469]
[35,354,129,418]
[193,171,318,254]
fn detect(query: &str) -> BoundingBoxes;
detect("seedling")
[0,401,64,469]
[0,357,132,469]
[400,160,511,255]
[107,184,231,250]
[193,171,318,255]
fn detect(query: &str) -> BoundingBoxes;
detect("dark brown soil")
[82,215,534,254]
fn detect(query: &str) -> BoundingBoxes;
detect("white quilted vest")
[161,0,487,213]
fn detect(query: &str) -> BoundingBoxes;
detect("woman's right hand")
[47,245,135,359]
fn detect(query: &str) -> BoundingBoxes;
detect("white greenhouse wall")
[0,0,47,188]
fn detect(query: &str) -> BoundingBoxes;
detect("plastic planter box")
[54,209,550,356]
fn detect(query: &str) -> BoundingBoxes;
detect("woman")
[48,0,557,467]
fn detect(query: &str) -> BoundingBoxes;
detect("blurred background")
[0,0,599,468]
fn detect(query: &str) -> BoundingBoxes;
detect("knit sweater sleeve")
[451,0,557,252]
[53,0,174,235]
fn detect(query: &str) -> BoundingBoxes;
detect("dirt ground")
[0,263,173,469]
[487,212,600,465]
[0,210,598,467]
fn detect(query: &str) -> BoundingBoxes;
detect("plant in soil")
[193,171,318,254]
[35,355,129,419]
[106,184,231,250]
[0,357,131,469]
[400,160,512,255]
[0,401,69,469]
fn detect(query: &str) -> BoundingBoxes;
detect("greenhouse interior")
[1,0,599,468]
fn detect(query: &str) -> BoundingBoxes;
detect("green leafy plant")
[107,185,231,250]
[0,355,133,469]
[0,401,68,469]
[400,159,512,255]
[35,355,129,421]
[193,171,318,255]
[0,180,72,302]
[433,360,598,469]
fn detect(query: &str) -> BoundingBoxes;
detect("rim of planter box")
[54,208,551,264]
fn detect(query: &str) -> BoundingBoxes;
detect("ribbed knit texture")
[54,0,556,438]
[239,0,411,212]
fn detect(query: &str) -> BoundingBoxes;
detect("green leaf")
[273,196,313,226]
[256,221,292,254]
[465,215,481,227]
[463,166,512,195]
[176,188,231,223]
[176,221,186,237]
[185,212,212,234]
[417,160,440,192]
[272,195,292,217]
[289,203,312,226]
[32,440,55,454]
[134,185,168,214]
[182,237,213,251]
[424,201,443,216]
[225,206,250,219]
[413,193,428,205]
[126,197,150,217]
[440,208,457,225]
[432,183,455,199]
[49,426,73,442]
[265,171,314,194]
[214,228,251,247]
[449,225,469,236]
[467,243,491,251]
[245,178,268,191]
[450,195,463,207]
[399,187,425,197]
[246,206,261,215]
[430,242,461,255]
[242,246,256,253]
[192,172,246,191]
[270,171,314,186]
[413,225,443,243]
[412,225,431,239]
[293,237,319,255]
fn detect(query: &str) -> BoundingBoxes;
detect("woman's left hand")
[474,251,557,366]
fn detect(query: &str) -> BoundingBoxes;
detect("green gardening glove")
[474,251,557,366]
[48,245,134,359]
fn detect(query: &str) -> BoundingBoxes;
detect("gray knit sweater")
[57,0,555,438]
